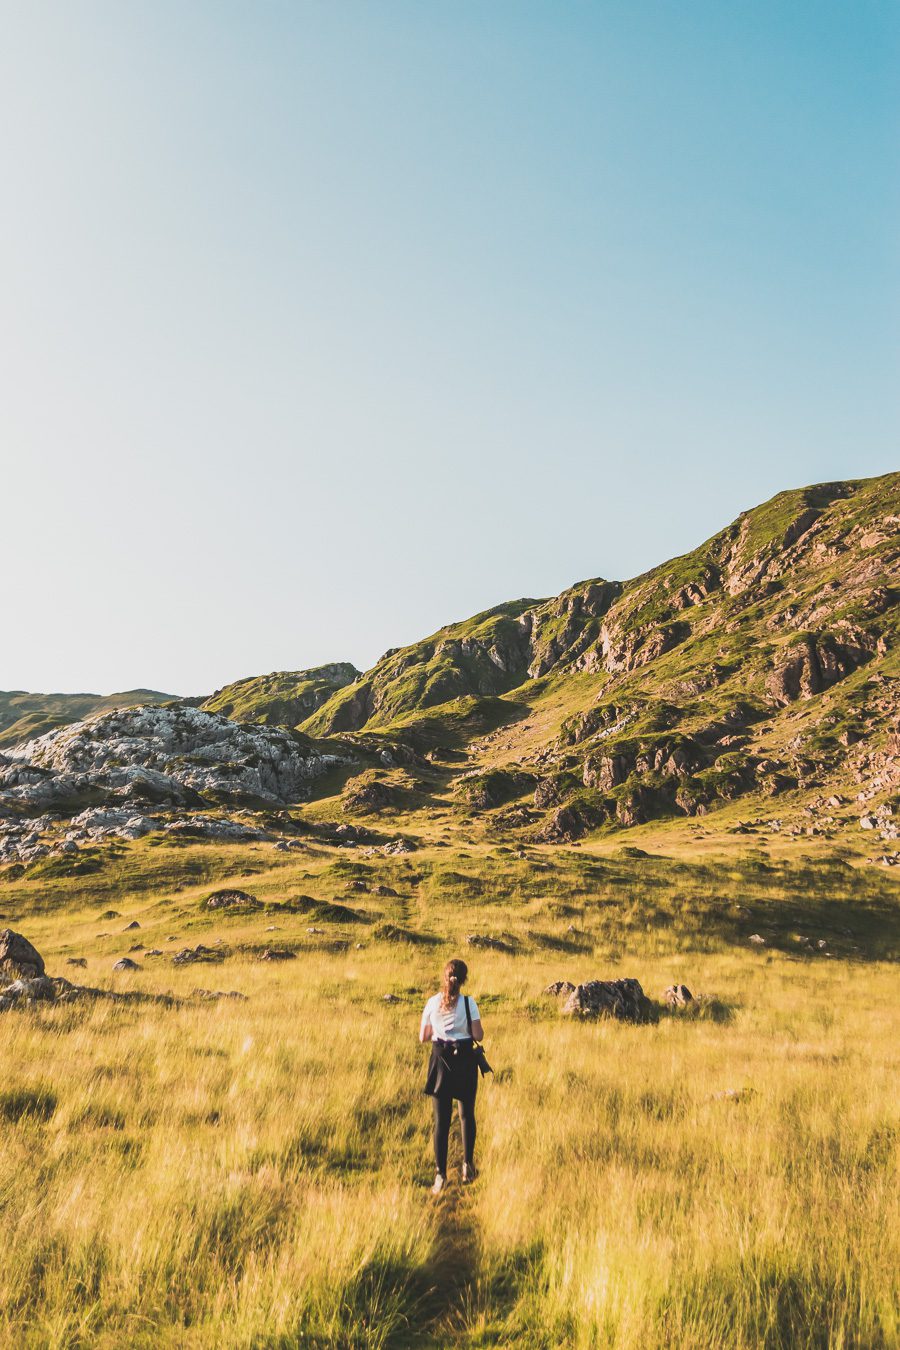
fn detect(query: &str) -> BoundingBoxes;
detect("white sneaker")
[430,1173,446,1196]
[462,1163,477,1184]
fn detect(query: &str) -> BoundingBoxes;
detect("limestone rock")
[112,958,140,971]
[1,705,351,815]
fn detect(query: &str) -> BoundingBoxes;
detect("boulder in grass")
[257,948,296,962]
[205,889,262,911]
[172,945,224,966]
[112,958,140,972]
[0,930,45,981]
[562,978,657,1024]
[544,980,576,997]
[0,976,57,1005]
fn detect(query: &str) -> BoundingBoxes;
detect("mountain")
[0,689,174,749]
[299,471,896,841]
[1,474,897,861]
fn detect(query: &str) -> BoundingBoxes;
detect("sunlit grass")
[0,838,897,1347]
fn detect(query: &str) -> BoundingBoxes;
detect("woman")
[420,957,484,1195]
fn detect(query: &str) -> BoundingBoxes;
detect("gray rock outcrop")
[561,978,658,1023]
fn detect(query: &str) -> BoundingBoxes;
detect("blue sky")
[1,1,897,694]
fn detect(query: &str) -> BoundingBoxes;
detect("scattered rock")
[112,958,140,972]
[748,934,766,945]
[172,945,224,966]
[204,889,261,911]
[65,957,87,968]
[192,988,248,1001]
[663,984,693,1007]
[123,921,141,931]
[257,949,296,962]
[544,980,576,997]
[382,837,416,855]
[382,993,401,1003]
[0,975,57,1006]
[465,933,516,953]
[145,949,163,957]
[561,978,658,1023]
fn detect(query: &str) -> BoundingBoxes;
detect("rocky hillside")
[0,689,174,749]
[302,472,899,841]
[1,474,896,860]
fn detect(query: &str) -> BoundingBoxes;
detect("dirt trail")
[411,1182,481,1346]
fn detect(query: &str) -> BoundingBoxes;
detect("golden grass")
[0,839,897,1347]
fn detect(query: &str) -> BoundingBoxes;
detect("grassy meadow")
[0,833,897,1348]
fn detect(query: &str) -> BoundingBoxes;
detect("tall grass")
[0,842,897,1346]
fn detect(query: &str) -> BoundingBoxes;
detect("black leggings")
[432,1093,476,1176]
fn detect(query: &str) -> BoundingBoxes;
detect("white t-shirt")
[421,992,480,1041]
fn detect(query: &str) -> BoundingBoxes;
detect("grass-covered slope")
[0,689,174,749]
[201,663,360,728]
[302,601,542,736]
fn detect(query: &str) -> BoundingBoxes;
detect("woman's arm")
[471,1018,484,1040]
[419,1015,433,1043]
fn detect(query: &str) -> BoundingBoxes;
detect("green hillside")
[201,663,359,727]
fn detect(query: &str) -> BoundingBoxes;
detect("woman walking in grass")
[420,958,484,1196]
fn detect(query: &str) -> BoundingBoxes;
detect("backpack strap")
[464,995,474,1040]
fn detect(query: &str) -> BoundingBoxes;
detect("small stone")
[664,984,693,1007]
[112,958,140,972]
[123,921,141,931]
[748,934,766,945]
[544,980,576,997]
[66,957,87,968]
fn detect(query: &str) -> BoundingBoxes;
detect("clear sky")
[1,1,897,696]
